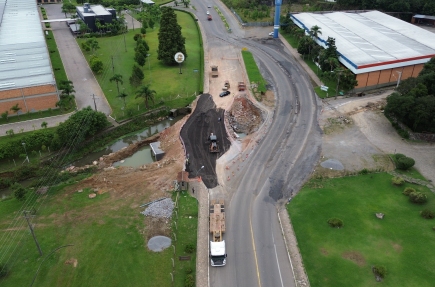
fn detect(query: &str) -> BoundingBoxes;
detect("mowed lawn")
[288,173,435,287]
[0,182,174,287]
[77,11,201,119]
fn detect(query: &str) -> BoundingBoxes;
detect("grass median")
[288,172,435,287]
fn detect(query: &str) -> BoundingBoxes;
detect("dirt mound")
[228,94,263,134]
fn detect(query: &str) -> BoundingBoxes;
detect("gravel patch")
[321,159,344,170]
[147,236,171,252]
[141,198,174,218]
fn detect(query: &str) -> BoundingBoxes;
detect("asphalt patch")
[181,94,231,188]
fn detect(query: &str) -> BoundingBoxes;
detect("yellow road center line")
[250,214,262,287]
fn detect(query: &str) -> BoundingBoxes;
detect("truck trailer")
[210,200,226,266]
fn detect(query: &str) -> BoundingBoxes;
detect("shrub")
[403,187,416,196]
[359,168,369,175]
[185,243,196,254]
[12,183,27,201]
[90,56,103,74]
[409,191,428,204]
[327,218,343,228]
[396,156,415,170]
[0,263,8,278]
[184,274,195,287]
[391,176,405,186]
[421,209,435,219]
[373,265,387,278]
[185,267,193,274]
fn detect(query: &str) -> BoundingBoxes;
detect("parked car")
[219,91,231,97]
[207,11,210,15]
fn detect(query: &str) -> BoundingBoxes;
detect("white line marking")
[272,233,284,287]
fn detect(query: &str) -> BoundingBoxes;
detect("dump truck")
[238,81,246,91]
[207,14,212,21]
[209,133,219,153]
[211,65,218,77]
[210,199,226,266]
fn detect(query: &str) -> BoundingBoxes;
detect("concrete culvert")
[147,236,171,252]
[321,159,344,170]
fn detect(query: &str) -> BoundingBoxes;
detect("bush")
[184,274,195,287]
[421,209,435,219]
[327,218,343,228]
[0,263,8,278]
[373,265,387,278]
[359,168,369,175]
[391,176,405,186]
[185,243,196,254]
[409,191,428,204]
[396,156,415,170]
[185,267,193,274]
[12,183,27,201]
[403,187,416,196]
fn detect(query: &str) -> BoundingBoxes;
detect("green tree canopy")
[157,7,187,65]
[135,84,156,109]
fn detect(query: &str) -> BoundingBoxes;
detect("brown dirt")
[342,251,366,267]
[64,258,78,267]
[228,94,263,134]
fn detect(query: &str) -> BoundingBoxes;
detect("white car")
[207,11,210,15]
[269,32,274,36]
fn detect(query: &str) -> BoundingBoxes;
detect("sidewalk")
[0,113,72,137]
[279,34,323,87]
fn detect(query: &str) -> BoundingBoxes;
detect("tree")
[135,51,146,66]
[109,74,123,97]
[1,111,8,122]
[297,36,314,57]
[61,2,76,18]
[135,84,156,109]
[41,121,48,129]
[12,183,27,201]
[10,103,22,116]
[149,18,155,29]
[58,80,76,110]
[90,56,104,74]
[157,7,187,65]
[56,107,109,146]
[309,25,322,40]
[86,38,100,55]
[182,0,190,8]
[319,37,339,72]
[339,69,358,92]
[129,64,144,86]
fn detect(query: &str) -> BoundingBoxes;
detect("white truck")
[210,200,227,266]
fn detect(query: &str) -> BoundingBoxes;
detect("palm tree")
[135,85,156,109]
[110,74,123,97]
[41,121,48,129]
[310,25,322,40]
[10,103,21,117]
[118,92,128,108]
[326,57,339,72]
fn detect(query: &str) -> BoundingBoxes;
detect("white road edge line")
[277,210,298,287]
[272,233,284,287]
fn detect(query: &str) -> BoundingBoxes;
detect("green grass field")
[241,50,267,93]
[0,183,197,286]
[288,173,435,287]
[77,11,202,120]
[46,30,68,86]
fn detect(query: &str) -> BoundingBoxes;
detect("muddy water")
[73,116,182,167]
[113,146,154,167]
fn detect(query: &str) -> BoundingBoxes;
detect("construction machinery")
[222,80,230,90]
[211,65,218,77]
[209,133,219,153]
[209,199,226,266]
[238,81,246,91]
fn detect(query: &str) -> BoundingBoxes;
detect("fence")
[230,7,273,27]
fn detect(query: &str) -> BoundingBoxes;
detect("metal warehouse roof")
[291,11,435,74]
[77,5,112,16]
[0,0,55,91]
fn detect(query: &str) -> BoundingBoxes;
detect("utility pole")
[24,211,43,256]
[335,69,342,99]
[91,94,98,111]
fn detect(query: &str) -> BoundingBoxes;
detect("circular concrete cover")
[320,159,344,170]
[147,236,171,252]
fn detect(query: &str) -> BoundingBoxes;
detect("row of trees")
[384,58,435,133]
[336,0,435,16]
[285,23,357,93]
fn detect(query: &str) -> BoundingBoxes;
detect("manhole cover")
[147,236,171,252]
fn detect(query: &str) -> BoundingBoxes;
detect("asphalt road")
[190,1,322,286]
[43,4,112,115]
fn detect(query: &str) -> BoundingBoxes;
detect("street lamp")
[22,142,29,164]
[194,166,204,177]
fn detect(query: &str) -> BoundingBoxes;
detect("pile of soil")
[228,94,263,134]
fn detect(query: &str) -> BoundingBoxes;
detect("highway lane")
[191,1,322,286]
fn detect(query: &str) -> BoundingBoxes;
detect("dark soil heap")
[228,94,263,134]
